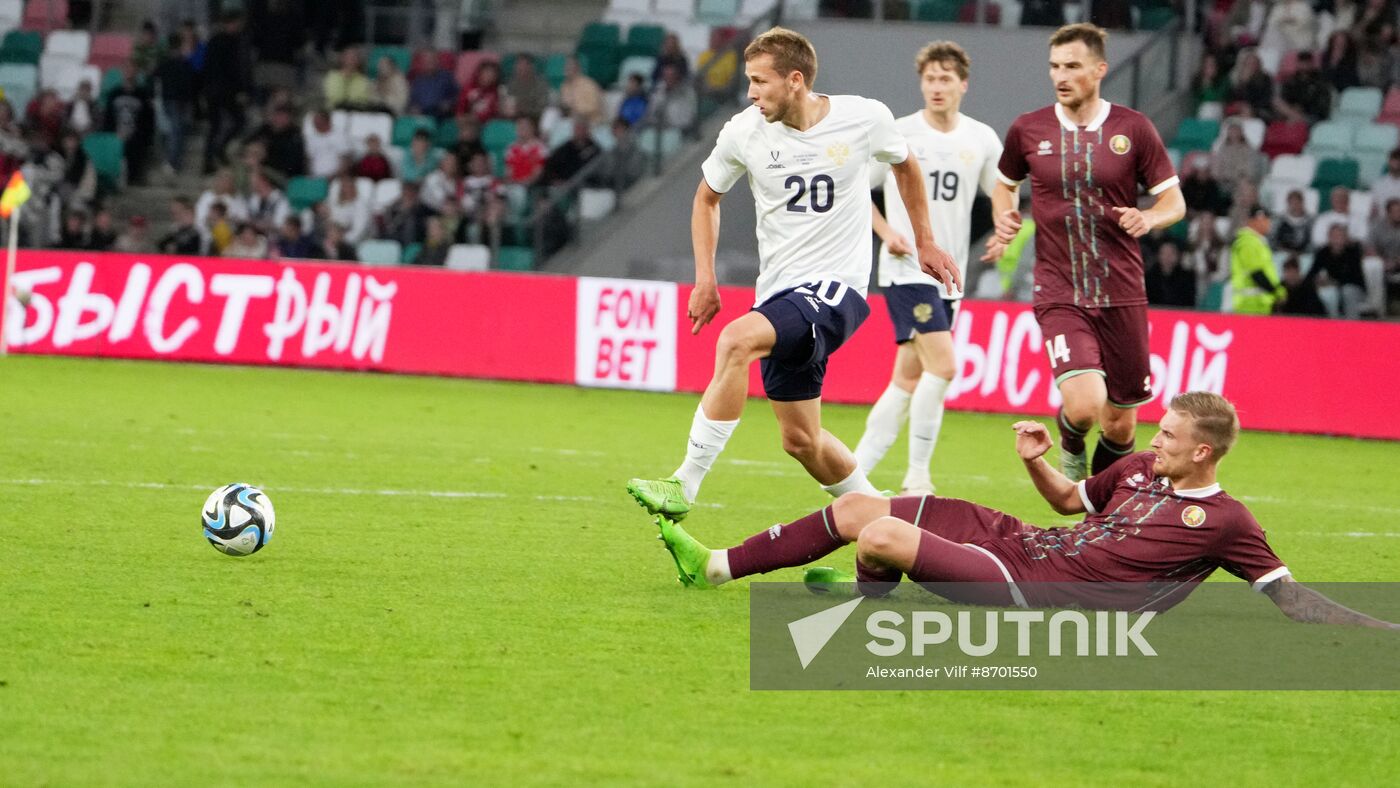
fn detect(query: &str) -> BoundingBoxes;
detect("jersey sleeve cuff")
[1147,175,1180,196]
[1251,566,1292,592]
[996,171,1023,188]
[1076,480,1098,515]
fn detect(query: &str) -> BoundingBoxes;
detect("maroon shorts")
[890,495,1035,542]
[1033,303,1153,407]
[890,496,1036,606]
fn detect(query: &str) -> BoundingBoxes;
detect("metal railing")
[1101,18,1182,112]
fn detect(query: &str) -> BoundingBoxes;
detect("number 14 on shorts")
[1045,333,1071,368]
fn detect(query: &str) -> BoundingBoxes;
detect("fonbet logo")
[788,598,1157,669]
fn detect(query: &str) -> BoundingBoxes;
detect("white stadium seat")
[347,112,393,155]
[445,243,491,272]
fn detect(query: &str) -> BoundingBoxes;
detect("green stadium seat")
[696,0,740,23]
[1305,120,1358,160]
[1354,123,1398,153]
[392,115,437,147]
[81,132,123,190]
[625,24,666,58]
[578,22,621,49]
[99,65,123,100]
[401,242,423,264]
[287,176,329,210]
[1338,87,1383,121]
[496,246,535,271]
[482,118,516,152]
[1172,118,1219,152]
[434,119,461,149]
[367,45,411,78]
[0,30,42,65]
[913,0,961,22]
[1312,158,1360,191]
[576,45,620,87]
[1138,7,1177,30]
[543,53,570,90]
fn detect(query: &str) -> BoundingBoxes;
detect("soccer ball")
[202,483,275,556]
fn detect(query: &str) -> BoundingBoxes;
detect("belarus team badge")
[1109,134,1131,155]
[1181,505,1207,528]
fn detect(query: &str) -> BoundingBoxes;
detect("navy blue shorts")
[752,280,870,402]
[884,283,957,343]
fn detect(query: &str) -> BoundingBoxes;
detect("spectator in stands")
[1310,222,1369,317]
[114,215,152,254]
[1089,0,1132,30]
[437,196,468,242]
[1277,52,1333,123]
[1211,120,1265,189]
[244,103,307,182]
[653,33,690,82]
[1188,213,1233,306]
[1278,256,1328,315]
[313,221,358,262]
[327,172,371,243]
[26,90,67,151]
[374,56,410,116]
[1273,189,1315,252]
[1181,158,1229,215]
[67,80,100,136]
[1355,0,1390,37]
[224,222,269,259]
[274,216,315,259]
[541,120,601,187]
[324,47,373,110]
[1313,186,1357,247]
[159,197,203,255]
[560,55,604,126]
[155,32,198,179]
[198,170,251,229]
[504,117,547,185]
[1261,0,1316,52]
[56,130,96,208]
[1370,149,1400,210]
[463,150,501,213]
[233,139,272,194]
[131,20,163,78]
[248,0,305,97]
[400,128,442,185]
[0,101,23,185]
[177,19,206,73]
[1368,197,1400,262]
[380,180,432,247]
[354,134,395,181]
[407,50,458,120]
[1192,53,1229,108]
[1227,179,1260,230]
[203,11,253,174]
[618,74,649,127]
[1225,0,1267,45]
[505,55,550,121]
[648,64,699,133]
[1322,30,1361,91]
[206,202,234,254]
[1227,49,1274,120]
[593,118,644,191]
[88,208,118,251]
[1355,29,1391,87]
[423,151,466,212]
[105,67,156,186]
[304,110,350,179]
[415,216,452,266]
[1145,241,1197,307]
[468,189,507,249]
[1020,0,1066,28]
[1231,205,1285,314]
[247,170,291,235]
[450,115,487,168]
[57,210,89,250]
[457,60,502,123]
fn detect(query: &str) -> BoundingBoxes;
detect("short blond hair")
[1049,23,1108,61]
[915,41,970,80]
[744,26,818,86]
[1170,392,1240,459]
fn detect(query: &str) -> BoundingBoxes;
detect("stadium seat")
[591,122,617,151]
[455,50,500,88]
[41,59,99,101]
[1266,184,1319,215]
[1305,120,1357,159]
[401,242,423,264]
[546,120,573,151]
[0,0,19,28]
[618,55,656,87]
[391,114,436,147]
[654,0,695,13]
[445,243,491,272]
[1355,123,1398,153]
[1356,152,1389,187]
[482,118,516,152]
[356,239,402,265]
[87,32,133,70]
[496,246,535,271]
[371,178,401,215]
[0,60,36,89]
[1196,101,1223,121]
[1172,118,1219,153]
[625,24,667,58]
[1260,121,1309,158]
[579,187,616,220]
[1269,153,1318,184]
[0,29,41,64]
[578,22,621,49]
[577,44,620,87]
[1166,147,1182,170]
[1312,158,1360,191]
[367,45,411,78]
[43,29,88,62]
[638,126,683,158]
[913,0,962,22]
[1338,87,1383,121]
[543,53,570,89]
[22,0,67,32]
[81,132,123,190]
[287,176,329,210]
[347,111,393,154]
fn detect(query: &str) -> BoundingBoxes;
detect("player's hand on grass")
[918,241,961,294]
[1112,206,1151,238]
[688,283,722,334]
[993,209,1022,244]
[884,232,914,257]
[1012,421,1053,461]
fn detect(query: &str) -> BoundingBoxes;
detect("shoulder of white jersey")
[957,113,1000,140]
[830,94,895,122]
[723,103,766,131]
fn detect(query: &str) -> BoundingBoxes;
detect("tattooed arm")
[1262,577,1400,630]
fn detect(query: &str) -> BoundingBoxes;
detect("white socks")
[706,550,733,585]
[673,404,739,502]
[853,382,912,474]
[821,466,879,497]
[903,372,950,491]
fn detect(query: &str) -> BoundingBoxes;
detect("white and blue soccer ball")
[202,483,275,556]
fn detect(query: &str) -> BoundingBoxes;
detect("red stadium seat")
[1261,121,1309,158]
[957,1,1000,23]
[87,32,132,70]
[455,50,499,89]
[1377,86,1400,126]
[22,0,67,32]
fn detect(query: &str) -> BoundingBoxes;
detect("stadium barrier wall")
[6,251,1400,440]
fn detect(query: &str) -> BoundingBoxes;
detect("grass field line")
[1237,494,1400,516]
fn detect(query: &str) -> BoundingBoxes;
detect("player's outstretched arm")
[688,180,724,334]
[1012,421,1085,515]
[889,156,960,293]
[1262,577,1400,630]
[1111,185,1186,239]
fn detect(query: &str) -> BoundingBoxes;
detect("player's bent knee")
[780,428,820,460]
[715,320,769,365]
[856,518,904,560]
[832,492,889,541]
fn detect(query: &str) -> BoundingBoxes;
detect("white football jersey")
[701,95,909,305]
[872,111,1002,298]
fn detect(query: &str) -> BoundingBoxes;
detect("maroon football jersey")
[997,102,1178,309]
[982,453,1290,605]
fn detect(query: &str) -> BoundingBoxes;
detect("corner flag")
[0,171,31,219]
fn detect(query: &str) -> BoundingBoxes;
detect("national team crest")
[1110,134,1131,155]
[1181,505,1207,528]
[959,149,975,165]
[826,142,851,166]
[913,303,934,322]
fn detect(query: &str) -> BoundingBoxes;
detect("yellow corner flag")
[0,171,31,219]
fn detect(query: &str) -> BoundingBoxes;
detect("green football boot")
[654,516,712,589]
[1060,449,1088,483]
[803,566,856,595]
[626,476,692,521]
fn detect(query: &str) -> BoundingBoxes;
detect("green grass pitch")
[3,356,1399,785]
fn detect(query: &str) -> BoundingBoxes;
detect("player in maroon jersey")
[651,392,1397,628]
[983,23,1186,483]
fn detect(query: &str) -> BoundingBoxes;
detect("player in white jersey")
[853,41,1002,494]
[627,27,960,524]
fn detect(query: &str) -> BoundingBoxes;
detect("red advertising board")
[6,250,1399,440]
